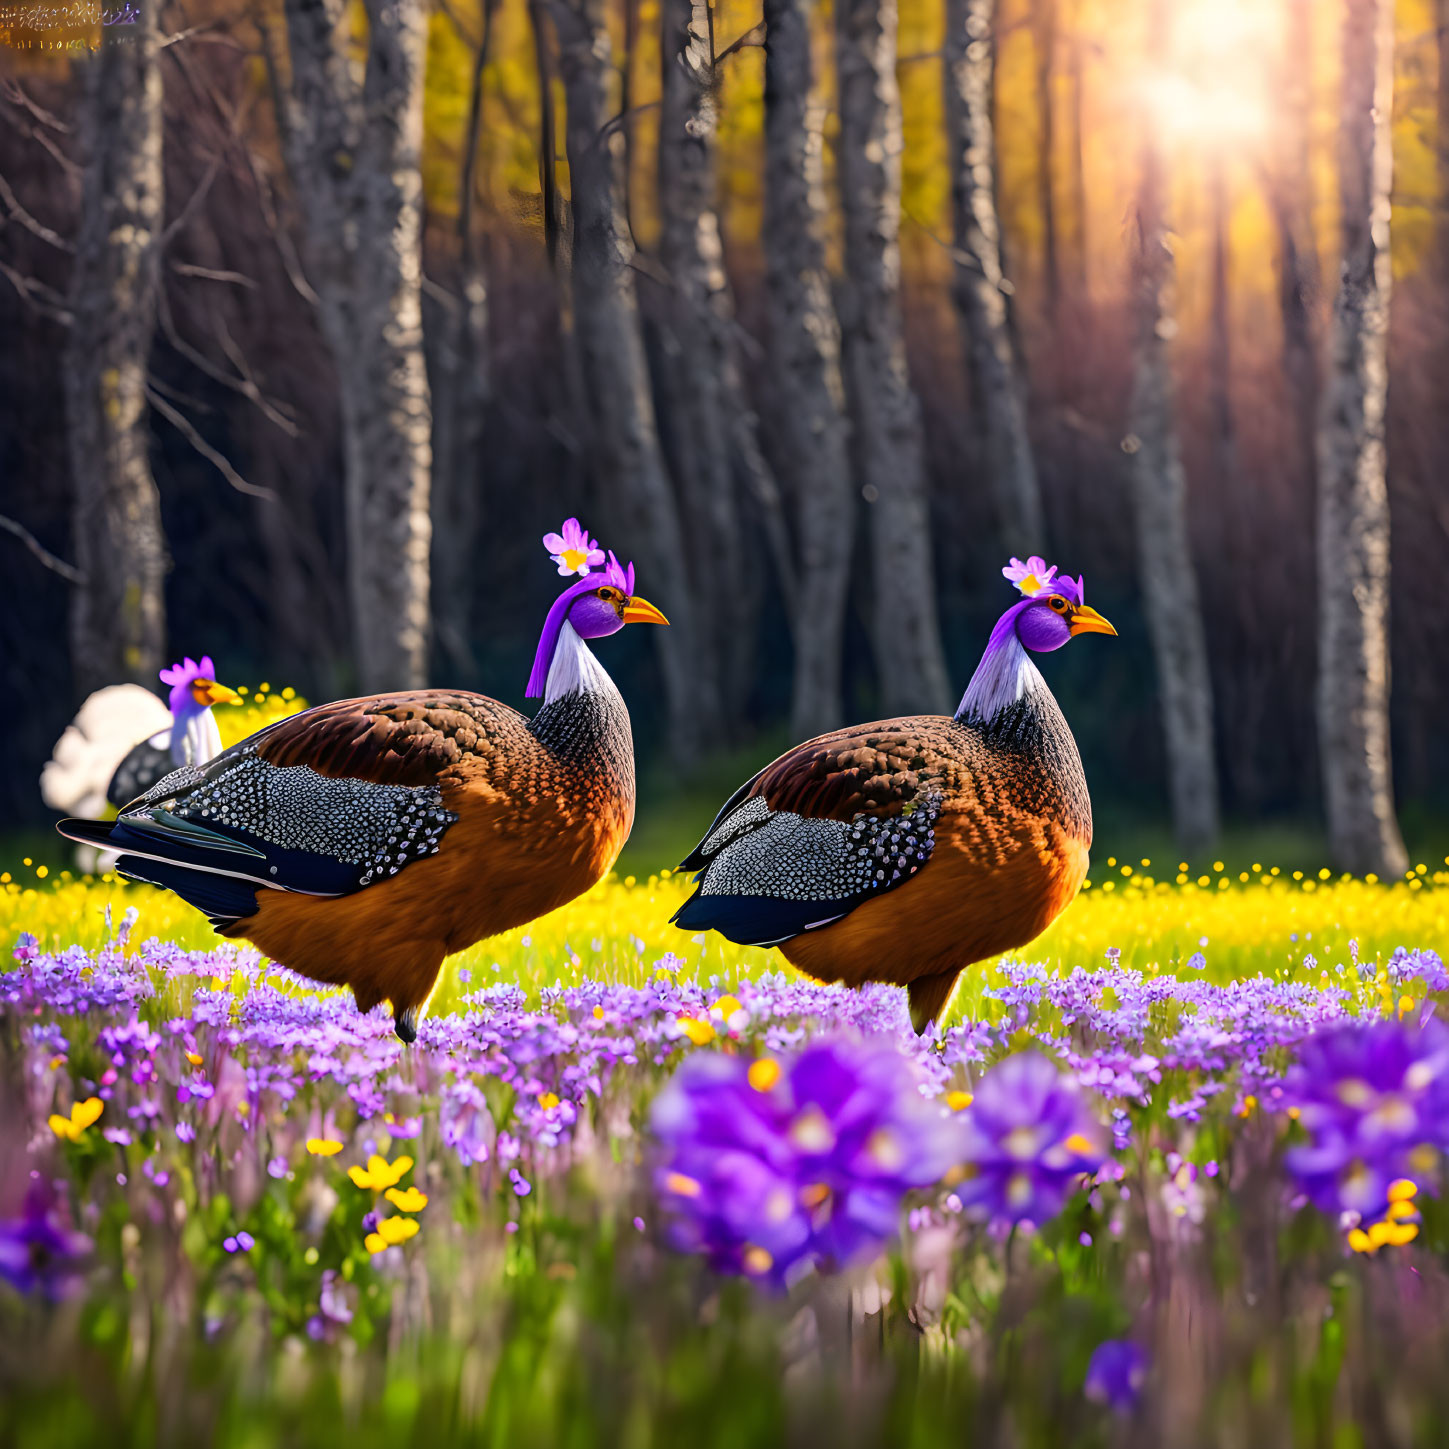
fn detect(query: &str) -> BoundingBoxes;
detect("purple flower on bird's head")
[0,1189,91,1301]
[953,1051,1107,1226]
[1085,1339,1147,1412]
[1284,1018,1449,1217]
[543,519,606,577]
[1003,556,1057,596]
[651,1037,961,1287]
[157,656,238,718]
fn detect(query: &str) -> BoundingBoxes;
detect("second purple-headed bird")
[673,556,1116,1032]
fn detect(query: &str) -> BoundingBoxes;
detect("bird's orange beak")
[192,679,243,706]
[1068,605,1117,638]
[621,596,670,626]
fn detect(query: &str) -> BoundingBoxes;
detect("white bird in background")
[42,656,241,867]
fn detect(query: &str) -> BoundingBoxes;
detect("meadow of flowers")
[3,825,1449,1446]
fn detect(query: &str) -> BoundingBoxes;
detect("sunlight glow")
[1137,0,1277,150]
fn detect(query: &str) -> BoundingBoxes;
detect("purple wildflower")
[1085,1340,1147,1411]
[1284,1019,1449,1217]
[222,1231,254,1254]
[650,1038,960,1286]
[954,1052,1107,1226]
[0,1190,91,1300]
[440,1082,493,1167]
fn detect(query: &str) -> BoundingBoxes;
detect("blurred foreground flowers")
[0,864,1447,1445]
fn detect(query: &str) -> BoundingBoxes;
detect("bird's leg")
[907,971,961,1036]
[394,1004,420,1044]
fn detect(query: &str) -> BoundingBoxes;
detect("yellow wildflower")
[945,1090,974,1112]
[348,1154,414,1191]
[306,1138,344,1157]
[538,1092,560,1110]
[1387,1179,1418,1202]
[185,1052,204,1067]
[678,1017,715,1046]
[49,1097,103,1142]
[712,995,743,1019]
[385,1187,429,1213]
[748,1058,781,1093]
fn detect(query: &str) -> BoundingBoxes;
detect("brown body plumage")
[226,689,634,1023]
[758,709,1090,1028]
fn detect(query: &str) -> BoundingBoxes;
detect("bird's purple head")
[526,522,669,698]
[992,555,1116,655]
[157,657,241,720]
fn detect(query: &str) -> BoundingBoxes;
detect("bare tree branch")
[715,20,764,61]
[170,262,257,287]
[146,382,277,499]
[0,258,73,323]
[0,80,72,134]
[0,172,73,252]
[155,283,300,435]
[0,514,86,584]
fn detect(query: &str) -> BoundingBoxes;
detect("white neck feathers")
[544,621,613,704]
[173,708,222,767]
[956,631,1043,725]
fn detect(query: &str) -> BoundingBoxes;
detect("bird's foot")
[394,1004,419,1044]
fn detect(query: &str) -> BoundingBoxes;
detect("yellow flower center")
[789,1107,836,1154]
[561,548,588,571]
[742,1245,774,1276]
[1003,1126,1041,1160]
[664,1171,702,1198]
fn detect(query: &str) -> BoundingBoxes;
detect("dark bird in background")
[673,556,1117,1033]
[59,522,668,1042]
[42,656,241,819]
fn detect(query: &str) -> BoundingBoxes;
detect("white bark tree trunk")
[1126,2,1221,856]
[1316,0,1408,879]
[657,0,755,721]
[64,0,166,694]
[943,0,1043,554]
[763,0,855,740]
[269,0,433,693]
[550,0,724,765]
[835,0,950,716]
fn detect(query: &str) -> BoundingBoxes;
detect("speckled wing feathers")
[90,691,544,926]
[673,719,961,945]
[673,706,1091,951]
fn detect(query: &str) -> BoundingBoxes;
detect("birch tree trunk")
[1126,7,1220,855]
[64,0,166,694]
[268,0,432,693]
[1316,0,1407,879]
[944,0,1043,554]
[657,0,752,720]
[764,0,854,740]
[835,0,950,716]
[550,0,723,765]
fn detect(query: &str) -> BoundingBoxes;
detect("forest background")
[0,0,1445,873]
